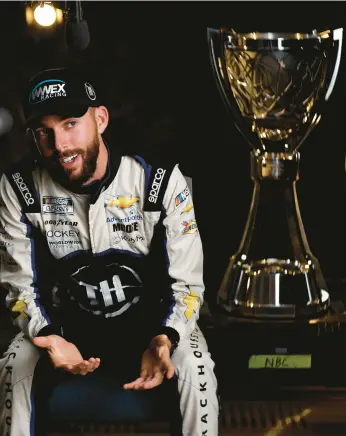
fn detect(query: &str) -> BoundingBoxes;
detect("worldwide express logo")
[29,79,66,104]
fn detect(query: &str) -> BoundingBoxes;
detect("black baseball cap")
[23,68,101,127]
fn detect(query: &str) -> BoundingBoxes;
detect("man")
[0,68,219,436]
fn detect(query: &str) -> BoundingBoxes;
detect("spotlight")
[24,1,90,50]
[25,2,64,28]
[34,2,56,27]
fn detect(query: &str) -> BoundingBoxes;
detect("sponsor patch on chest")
[42,197,74,215]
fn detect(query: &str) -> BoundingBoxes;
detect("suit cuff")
[35,324,62,338]
[157,326,180,347]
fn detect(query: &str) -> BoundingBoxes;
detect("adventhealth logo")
[29,79,66,104]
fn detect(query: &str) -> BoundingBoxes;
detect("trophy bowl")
[207,27,343,320]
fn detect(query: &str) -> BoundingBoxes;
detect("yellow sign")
[248,354,311,369]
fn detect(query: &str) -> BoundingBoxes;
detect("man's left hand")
[123,334,175,390]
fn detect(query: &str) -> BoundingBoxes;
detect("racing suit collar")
[77,142,122,203]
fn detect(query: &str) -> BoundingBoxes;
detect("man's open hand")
[33,334,101,375]
[123,334,175,390]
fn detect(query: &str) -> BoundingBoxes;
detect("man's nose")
[52,131,68,153]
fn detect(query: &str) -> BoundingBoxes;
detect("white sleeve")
[0,174,51,339]
[161,165,204,341]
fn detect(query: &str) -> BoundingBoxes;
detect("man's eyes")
[35,121,77,136]
[65,120,77,128]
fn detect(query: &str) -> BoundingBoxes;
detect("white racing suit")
[0,148,219,435]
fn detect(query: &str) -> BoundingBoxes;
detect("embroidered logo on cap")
[85,82,96,100]
[29,79,66,105]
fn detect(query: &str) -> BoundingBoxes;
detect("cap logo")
[85,82,96,101]
[29,79,66,105]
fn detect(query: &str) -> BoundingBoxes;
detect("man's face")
[33,108,100,187]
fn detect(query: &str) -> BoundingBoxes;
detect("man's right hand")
[32,335,101,375]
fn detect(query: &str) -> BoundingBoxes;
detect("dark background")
[0,1,344,305]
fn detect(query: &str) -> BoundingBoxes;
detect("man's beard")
[44,134,100,190]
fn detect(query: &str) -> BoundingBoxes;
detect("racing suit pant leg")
[171,325,219,436]
[0,332,41,436]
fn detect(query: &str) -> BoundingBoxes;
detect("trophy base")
[219,298,330,321]
[218,256,330,320]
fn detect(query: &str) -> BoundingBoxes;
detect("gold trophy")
[207,28,343,319]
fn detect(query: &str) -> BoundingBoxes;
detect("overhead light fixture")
[34,2,56,26]
[24,1,90,50]
[25,2,64,28]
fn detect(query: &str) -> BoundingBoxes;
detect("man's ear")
[94,106,109,134]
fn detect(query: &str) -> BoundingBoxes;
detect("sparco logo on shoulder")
[148,168,166,204]
[12,173,34,206]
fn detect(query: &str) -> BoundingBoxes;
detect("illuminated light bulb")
[34,3,57,27]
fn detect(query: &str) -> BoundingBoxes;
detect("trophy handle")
[206,27,257,151]
[325,28,343,101]
[206,28,232,117]
[206,28,225,101]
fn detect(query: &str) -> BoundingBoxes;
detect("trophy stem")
[218,151,329,319]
